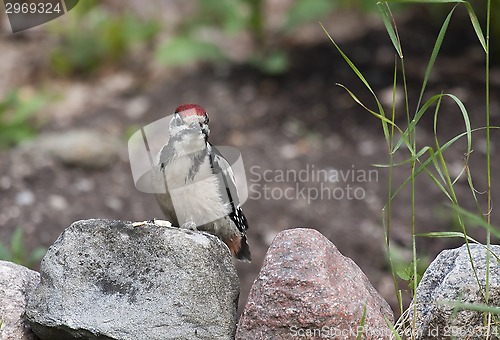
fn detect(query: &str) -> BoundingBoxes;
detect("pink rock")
[236,228,394,340]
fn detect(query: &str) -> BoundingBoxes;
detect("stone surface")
[408,244,500,340]
[0,261,40,340]
[236,228,394,340]
[25,219,239,340]
[40,129,122,168]
[15,129,122,170]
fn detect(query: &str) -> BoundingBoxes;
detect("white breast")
[163,155,229,227]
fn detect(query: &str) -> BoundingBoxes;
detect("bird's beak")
[188,122,203,132]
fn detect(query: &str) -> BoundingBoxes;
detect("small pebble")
[49,195,68,211]
[15,190,35,206]
[74,178,95,192]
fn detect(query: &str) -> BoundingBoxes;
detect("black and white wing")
[208,143,249,233]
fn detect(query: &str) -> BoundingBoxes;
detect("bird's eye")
[173,115,183,126]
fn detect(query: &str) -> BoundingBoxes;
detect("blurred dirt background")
[0,0,499,316]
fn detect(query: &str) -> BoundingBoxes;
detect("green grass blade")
[377,2,403,58]
[421,149,454,201]
[322,25,376,94]
[335,84,400,131]
[385,126,492,203]
[357,304,368,339]
[385,316,402,340]
[321,23,390,142]
[30,247,47,265]
[463,2,487,52]
[439,301,500,314]
[373,145,435,168]
[10,228,26,264]
[417,231,500,262]
[415,6,456,111]
[393,94,471,156]
[384,1,485,50]
[0,244,11,261]
[448,205,500,237]
[417,231,478,242]
[483,0,492,312]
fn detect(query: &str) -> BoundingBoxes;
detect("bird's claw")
[131,219,172,228]
[181,220,198,230]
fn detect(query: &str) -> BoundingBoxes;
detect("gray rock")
[14,129,122,171]
[25,219,239,340]
[408,244,500,339]
[236,228,394,340]
[0,261,40,340]
[41,130,122,169]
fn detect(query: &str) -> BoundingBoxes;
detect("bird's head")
[169,104,210,138]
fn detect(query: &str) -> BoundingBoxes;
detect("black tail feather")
[236,235,251,262]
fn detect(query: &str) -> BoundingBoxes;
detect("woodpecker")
[153,104,251,262]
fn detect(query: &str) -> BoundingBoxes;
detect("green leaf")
[286,0,336,29]
[30,247,47,264]
[0,90,47,148]
[122,15,160,43]
[0,91,17,113]
[396,268,411,281]
[155,37,224,66]
[0,227,46,267]
[12,95,46,125]
[0,243,12,261]
[196,0,248,33]
[10,228,26,264]
[251,50,290,74]
[394,259,424,290]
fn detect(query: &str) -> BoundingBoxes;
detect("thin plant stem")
[484,0,492,334]
[385,56,402,314]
